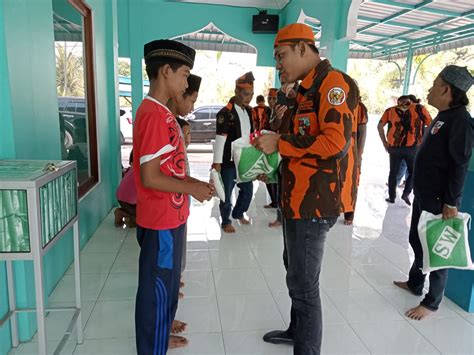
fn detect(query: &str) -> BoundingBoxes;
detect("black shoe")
[401,195,411,206]
[262,330,294,345]
[385,198,395,203]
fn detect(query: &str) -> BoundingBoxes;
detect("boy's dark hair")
[256,95,265,103]
[146,61,183,81]
[448,83,469,107]
[397,95,410,102]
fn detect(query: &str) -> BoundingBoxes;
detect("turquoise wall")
[116,0,353,115]
[0,0,120,352]
[445,158,474,312]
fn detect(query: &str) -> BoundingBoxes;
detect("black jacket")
[215,97,255,168]
[413,106,474,207]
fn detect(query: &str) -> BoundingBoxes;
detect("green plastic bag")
[232,138,281,183]
[418,211,473,274]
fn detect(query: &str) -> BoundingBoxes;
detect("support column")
[445,157,474,312]
[402,48,414,95]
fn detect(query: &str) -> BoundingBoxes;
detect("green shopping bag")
[231,138,281,183]
[418,211,473,274]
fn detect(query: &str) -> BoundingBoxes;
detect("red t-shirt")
[133,96,189,230]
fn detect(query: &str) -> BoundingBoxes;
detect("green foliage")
[348,46,474,116]
[55,42,84,97]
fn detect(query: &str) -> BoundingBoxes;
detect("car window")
[76,101,86,113]
[210,106,223,119]
[65,102,76,112]
[194,108,211,120]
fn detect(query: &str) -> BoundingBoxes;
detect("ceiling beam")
[358,0,434,34]
[367,0,464,17]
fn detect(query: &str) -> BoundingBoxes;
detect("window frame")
[68,0,99,197]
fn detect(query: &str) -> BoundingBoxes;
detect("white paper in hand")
[210,169,226,202]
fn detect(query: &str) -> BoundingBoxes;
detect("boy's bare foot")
[405,305,434,320]
[180,281,185,288]
[239,217,250,225]
[171,320,187,334]
[169,335,188,348]
[344,219,353,226]
[268,220,282,228]
[222,224,236,233]
[179,292,184,299]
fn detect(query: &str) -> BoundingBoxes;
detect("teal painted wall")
[445,154,474,312]
[0,0,120,352]
[283,0,352,71]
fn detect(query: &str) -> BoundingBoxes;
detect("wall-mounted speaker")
[252,14,279,34]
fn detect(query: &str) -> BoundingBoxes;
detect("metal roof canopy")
[170,0,473,60]
[350,0,474,59]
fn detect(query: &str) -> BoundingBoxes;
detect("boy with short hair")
[133,40,213,355]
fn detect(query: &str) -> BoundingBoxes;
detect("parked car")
[58,97,87,149]
[185,105,223,143]
[58,97,132,147]
[119,107,133,144]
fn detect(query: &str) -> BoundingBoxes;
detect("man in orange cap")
[253,23,359,354]
[212,72,256,233]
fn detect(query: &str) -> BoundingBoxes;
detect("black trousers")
[282,217,337,355]
[407,196,448,311]
[388,146,416,200]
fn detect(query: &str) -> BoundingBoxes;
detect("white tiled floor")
[9,130,474,354]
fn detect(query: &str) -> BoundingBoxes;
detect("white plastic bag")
[418,211,473,274]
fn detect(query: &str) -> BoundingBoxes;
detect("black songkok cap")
[144,39,196,69]
[439,65,473,92]
[187,74,202,93]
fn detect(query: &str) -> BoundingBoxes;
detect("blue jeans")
[388,146,416,199]
[282,217,337,355]
[219,166,253,226]
[397,160,408,186]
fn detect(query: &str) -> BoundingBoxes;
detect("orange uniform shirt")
[340,100,368,214]
[379,104,432,147]
[253,104,271,131]
[278,59,359,219]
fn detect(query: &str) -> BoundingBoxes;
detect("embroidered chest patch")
[431,121,445,135]
[327,87,346,106]
[298,116,311,135]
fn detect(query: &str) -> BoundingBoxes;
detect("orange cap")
[274,23,315,48]
[236,71,255,89]
[268,88,278,98]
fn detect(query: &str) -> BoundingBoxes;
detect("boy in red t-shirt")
[133,40,213,355]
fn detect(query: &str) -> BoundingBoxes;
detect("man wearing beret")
[133,39,213,354]
[253,23,359,354]
[212,72,256,233]
[394,65,474,320]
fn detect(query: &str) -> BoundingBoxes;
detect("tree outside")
[348,46,474,117]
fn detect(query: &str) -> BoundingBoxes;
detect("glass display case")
[0,160,82,355]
